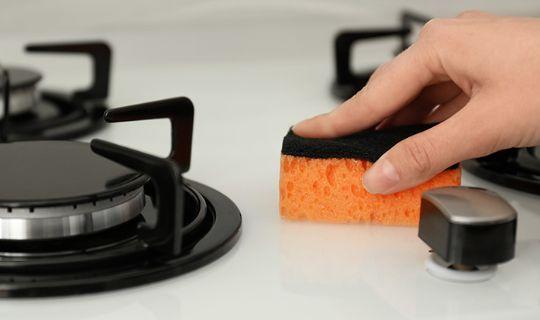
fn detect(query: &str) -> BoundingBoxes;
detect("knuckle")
[373,61,390,76]
[419,18,447,39]
[345,89,378,126]
[457,10,482,19]
[484,126,511,155]
[457,10,474,19]
[367,61,391,85]
[398,137,435,176]
[355,89,379,118]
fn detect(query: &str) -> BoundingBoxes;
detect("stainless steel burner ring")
[0,188,145,240]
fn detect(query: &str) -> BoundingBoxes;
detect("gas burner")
[463,147,540,195]
[0,73,242,297]
[331,10,430,100]
[0,41,111,141]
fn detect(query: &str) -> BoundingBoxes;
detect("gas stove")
[2,2,540,318]
[331,10,540,195]
[0,71,241,297]
[0,41,111,141]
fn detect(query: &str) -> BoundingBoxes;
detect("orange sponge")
[279,126,461,226]
[280,155,461,225]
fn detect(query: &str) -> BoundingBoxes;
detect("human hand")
[293,11,540,194]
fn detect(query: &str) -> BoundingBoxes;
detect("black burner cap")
[0,67,42,91]
[0,141,148,207]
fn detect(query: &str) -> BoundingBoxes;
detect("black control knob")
[418,186,517,281]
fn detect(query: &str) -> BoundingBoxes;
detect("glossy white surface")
[1,1,540,319]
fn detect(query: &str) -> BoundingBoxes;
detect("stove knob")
[418,186,517,282]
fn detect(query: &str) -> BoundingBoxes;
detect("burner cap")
[0,67,42,115]
[0,67,42,91]
[0,141,148,207]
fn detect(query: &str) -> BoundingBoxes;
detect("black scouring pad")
[281,124,434,162]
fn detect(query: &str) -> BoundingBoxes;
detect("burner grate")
[0,41,112,141]
[331,10,430,100]
[463,147,540,195]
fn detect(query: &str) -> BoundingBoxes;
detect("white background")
[1,1,540,319]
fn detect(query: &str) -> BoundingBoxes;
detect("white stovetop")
[1,1,540,319]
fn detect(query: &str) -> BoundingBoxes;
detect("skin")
[293,11,540,194]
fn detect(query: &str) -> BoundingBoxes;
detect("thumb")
[361,99,501,194]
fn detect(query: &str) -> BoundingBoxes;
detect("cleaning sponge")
[279,125,461,226]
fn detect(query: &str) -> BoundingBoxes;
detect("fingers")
[376,82,461,129]
[293,42,446,138]
[362,94,503,194]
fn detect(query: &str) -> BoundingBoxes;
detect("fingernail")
[362,159,400,194]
